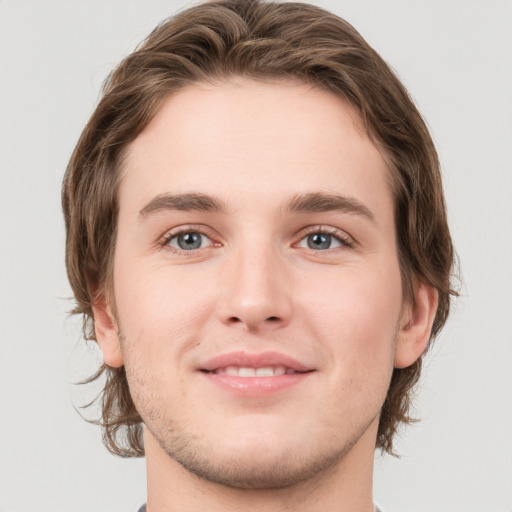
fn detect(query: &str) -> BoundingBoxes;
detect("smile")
[199,352,315,395]
[206,366,303,377]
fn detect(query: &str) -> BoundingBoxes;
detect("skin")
[93,79,437,512]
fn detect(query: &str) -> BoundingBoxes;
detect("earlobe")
[92,295,125,368]
[395,281,438,369]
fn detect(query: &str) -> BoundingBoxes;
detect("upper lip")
[199,351,313,372]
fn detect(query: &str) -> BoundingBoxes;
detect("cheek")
[113,258,216,352]
[300,262,402,368]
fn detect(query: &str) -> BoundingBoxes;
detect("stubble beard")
[139,400,379,490]
[118,328,387,491]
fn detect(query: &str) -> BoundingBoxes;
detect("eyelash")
[159,225,354,255]
[159,224,219,254]
[297,225,354,250]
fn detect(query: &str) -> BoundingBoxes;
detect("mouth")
[203,365,308,377]
[198,351,315,395]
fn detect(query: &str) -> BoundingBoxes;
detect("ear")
[92,294,125,368]
[395,281,438,369]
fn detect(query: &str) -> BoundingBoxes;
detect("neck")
[144,421,378,512]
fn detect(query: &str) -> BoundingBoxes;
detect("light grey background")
[1,1,511,511]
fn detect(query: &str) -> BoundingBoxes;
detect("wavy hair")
[63,0,458,456]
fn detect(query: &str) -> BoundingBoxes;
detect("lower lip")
[201,372,313,396]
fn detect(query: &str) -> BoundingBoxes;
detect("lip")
[198,351,314,396]
[199,351,312,373]
[199,351,314,372]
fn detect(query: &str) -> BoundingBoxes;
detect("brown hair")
[63,0,457,457]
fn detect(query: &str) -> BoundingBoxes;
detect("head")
[63,0,456,466]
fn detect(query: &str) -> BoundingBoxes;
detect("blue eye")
[169,232,210,250]
[298,232,344,250]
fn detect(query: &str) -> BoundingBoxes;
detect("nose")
[217,245,293,333]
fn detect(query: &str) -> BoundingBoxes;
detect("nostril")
[224,314,284,329]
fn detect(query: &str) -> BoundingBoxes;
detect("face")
[97,79,427,488]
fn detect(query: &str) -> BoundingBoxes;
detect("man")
[62,1,456,510]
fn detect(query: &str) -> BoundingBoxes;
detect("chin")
[148,419,360,490]
[168,443,348,490]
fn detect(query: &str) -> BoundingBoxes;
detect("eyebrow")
[284,192,375,222]
[139,191,375,222]
[139,192,226,216]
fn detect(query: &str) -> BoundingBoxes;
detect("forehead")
[120,79,393,220]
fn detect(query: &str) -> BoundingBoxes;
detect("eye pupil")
[178,232,202,250]
[308,233,331,250]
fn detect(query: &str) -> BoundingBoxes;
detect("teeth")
[255,367,274,377]
[239,367,256,377]
[216,366,291,377]
[225,366,240,376]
